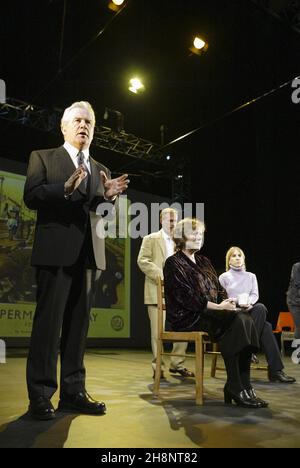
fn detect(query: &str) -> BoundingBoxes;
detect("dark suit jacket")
[287,262,300,306]
[23,145,112,269]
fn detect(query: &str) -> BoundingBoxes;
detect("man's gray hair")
[61,101,96,127]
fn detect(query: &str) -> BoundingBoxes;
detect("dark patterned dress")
[164,251,259,358]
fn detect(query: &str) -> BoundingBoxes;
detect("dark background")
[1,0,300,346]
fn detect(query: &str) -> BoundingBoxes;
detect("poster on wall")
[0,170,130,339]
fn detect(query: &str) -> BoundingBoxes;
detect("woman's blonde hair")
[173,218,205,252]
[225,246,246,271]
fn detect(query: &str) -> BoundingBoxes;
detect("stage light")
[190,36,209,56]
[129,78,145,94]
[194,37,206,50]
[108,0,125,11]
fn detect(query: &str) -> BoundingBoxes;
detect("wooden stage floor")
[0,349,299,448]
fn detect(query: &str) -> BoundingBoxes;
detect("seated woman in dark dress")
[163,218,268,408]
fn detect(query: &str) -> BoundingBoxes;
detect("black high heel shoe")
[224,385,262,408]
[247,387,269,408]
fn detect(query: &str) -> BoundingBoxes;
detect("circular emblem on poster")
[111,315,124,331]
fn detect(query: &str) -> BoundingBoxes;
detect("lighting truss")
[0,98,164,163]
[0,98,60,132]
[0,97,191,203]
[92,126,163,162]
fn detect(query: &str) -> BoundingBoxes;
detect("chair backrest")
[157,277,166,336]
[275,311,295,333]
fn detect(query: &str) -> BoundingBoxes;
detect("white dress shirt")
[63,141,91,174]
[162,229,175,259]
[63,141,117,201]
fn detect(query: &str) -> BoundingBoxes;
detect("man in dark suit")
[24,101,129,420]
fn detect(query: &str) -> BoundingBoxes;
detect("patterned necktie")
[77,151,90,191]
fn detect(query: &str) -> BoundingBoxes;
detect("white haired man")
[24,101,129,420]
[138,208,194,379]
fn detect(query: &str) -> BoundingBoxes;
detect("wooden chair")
[153,277,216,405]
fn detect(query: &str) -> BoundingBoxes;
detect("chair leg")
[153,338,163,396]
[195,336,204,405]
[211,342,218,378]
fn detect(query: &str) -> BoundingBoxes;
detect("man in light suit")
[24,101,129,420]
[137,208,194,378]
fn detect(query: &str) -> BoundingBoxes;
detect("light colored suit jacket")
[137,229,167,305]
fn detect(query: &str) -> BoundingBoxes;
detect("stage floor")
[0,348,299,448]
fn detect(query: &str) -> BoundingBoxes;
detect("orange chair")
[274,312,295,356]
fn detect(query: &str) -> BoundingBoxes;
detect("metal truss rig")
[0,98,192,203]
[92,128,163,163]
[0,98,164,163]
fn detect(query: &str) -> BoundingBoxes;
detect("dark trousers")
[250,303,283,372]
[191,310,259,391]
[27,225,98,400]
[287,304,300,339]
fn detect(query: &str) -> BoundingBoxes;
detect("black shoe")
[268,370,296,383]
[58,391,106,415]
[169,367,195,378]
[29,396,55,421]
[246,387,269,408]
[224,385,262,408]
[153,370,165,379]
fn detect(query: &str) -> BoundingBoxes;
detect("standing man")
[24,101,129,420]
[137,208,194,379]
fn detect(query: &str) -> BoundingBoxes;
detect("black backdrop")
[187,9,300,327]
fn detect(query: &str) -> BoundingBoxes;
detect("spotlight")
[194,37,206,50]
[166,155,171,161]
[108,0,125,12]
[129,78,145,94]
[190,36,209,56]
